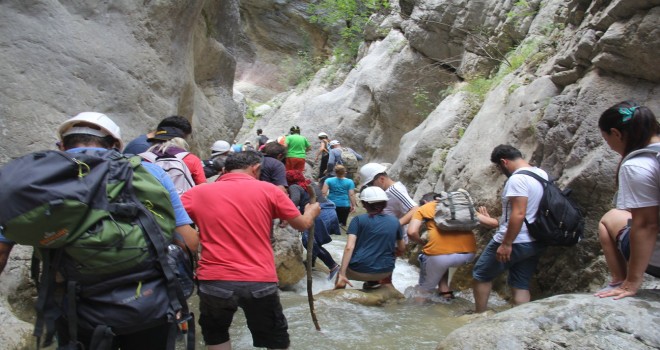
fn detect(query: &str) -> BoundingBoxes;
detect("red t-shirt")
[182,153,207,185]
[181,172,301,282]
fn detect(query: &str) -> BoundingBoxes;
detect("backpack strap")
[621,144,660,164]
[514,170,548,229]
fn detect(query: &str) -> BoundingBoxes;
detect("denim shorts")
[198,281,289,349]
[616,225,631,260]
[616,225,660,277]
[472,239,546,290]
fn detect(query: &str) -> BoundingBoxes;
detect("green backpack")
[0,149,193,349]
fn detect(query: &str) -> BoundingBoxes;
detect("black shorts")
[198,281,289,348]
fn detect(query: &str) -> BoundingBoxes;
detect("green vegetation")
[412,86,436,117]
[308,0,390,64]
[507,0,539,24]
[279,50,325,89]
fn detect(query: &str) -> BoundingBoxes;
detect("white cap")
[359,163,388,188]
[329,140,340,146]
[360,186,389,203]
[318,132,328,138]
[58,112,123,149]
[211,140,231,154]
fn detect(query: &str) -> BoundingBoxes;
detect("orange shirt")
[413,202,476,255]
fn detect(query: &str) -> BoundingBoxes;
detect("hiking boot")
[362,281,381,290]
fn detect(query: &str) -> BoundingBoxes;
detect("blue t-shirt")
[123,134,151,155]
[347,213,403,274]
[325,177,355,207]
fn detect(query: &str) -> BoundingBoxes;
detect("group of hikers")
[0,100,658,349]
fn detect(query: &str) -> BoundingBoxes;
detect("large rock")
[273,226,306,288]
[0,0,242,163]
[0,245,36,349]
[317,284,405,306]
[437,292,660,350]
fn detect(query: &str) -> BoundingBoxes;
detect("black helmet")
[290,125,301,133]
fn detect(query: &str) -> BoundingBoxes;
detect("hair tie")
[619,106,638,123]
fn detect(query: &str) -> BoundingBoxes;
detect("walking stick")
[306,186,321,331]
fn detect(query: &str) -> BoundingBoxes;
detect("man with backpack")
[326,140,363,180]
[256,128,268,149]
[123,115,193,155]
[141,126,207,186]
[181,151,320,350]
[472,144,548,313]
[0,112,199,349]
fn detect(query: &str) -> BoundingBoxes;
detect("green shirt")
[285,134,310,159]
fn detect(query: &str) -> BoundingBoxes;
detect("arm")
[287,203,321,231]
[349,188,357,212]
[496,196,527,262]
[407,218,425,244]
[396,238,406,256]
[352,149,363,161]
[175,225,199,253]
[598,205,658,299]
[322,183,329,197]
[477,206,499,228]
[398,206,419,226]
[335,234,357,289]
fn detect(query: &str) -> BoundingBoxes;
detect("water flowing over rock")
[437,291,660,350]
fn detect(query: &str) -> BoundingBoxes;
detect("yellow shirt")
[414,202,477,255]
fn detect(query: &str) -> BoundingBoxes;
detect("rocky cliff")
[238,0,660,296]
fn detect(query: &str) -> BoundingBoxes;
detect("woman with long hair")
[596,100,660,299]
[322,164,357,229]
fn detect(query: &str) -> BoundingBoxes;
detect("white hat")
[318,132,328,138]
[359,163,388,188]
[329,140,340,146]
[245,140,251,144]
[211,140,231,154]
[360,186,389,203]
[58,112,123,149]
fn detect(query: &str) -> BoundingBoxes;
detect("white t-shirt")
[494,166,547,244]
[616,143,660,269]
[383,181,417,219]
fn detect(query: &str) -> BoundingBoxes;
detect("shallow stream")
[194,236,473,350]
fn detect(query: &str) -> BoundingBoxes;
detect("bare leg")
[473,280,492,313]
[438,271,450,293]
[598,209,631,284]
[208,341,231,350]
[511,287,530,305]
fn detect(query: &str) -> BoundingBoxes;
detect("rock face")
[0,246,36,349]
[240,0,660,297]
[437,291,660,350]
[0,0,242,163]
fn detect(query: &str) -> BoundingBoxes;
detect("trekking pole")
[306,186,321,331]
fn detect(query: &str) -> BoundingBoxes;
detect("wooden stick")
[306,185,321,331]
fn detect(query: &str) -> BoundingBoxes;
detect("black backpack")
[0,149,194,349]
[518,170,585,246]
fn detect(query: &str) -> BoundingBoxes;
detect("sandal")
[438,291,455,299]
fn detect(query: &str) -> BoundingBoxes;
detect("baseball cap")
[329,140,340,146]
[148,126,186,142]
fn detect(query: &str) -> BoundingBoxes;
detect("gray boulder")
[437,292,660,350]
